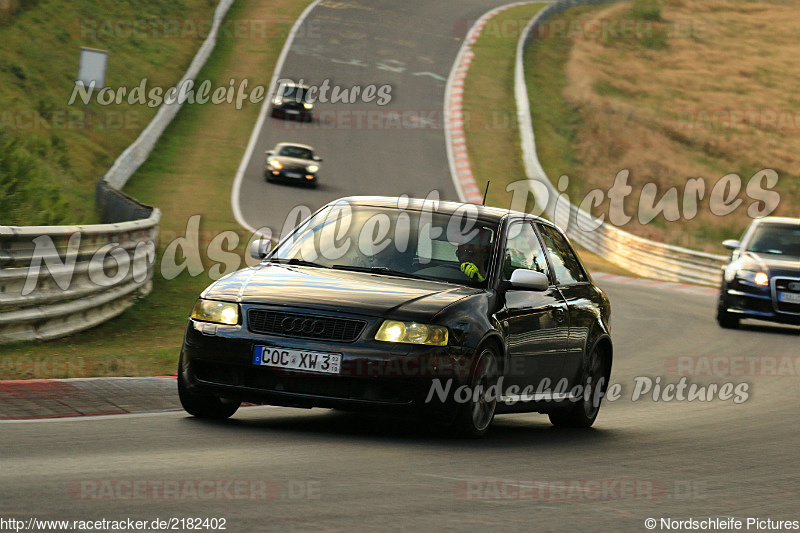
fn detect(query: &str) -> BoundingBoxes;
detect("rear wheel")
[178,353,240,419]
[453,345,499,438]
[549,344,609,428]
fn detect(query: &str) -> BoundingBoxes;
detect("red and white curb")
[445,2,537,204]
[0,377,179,421]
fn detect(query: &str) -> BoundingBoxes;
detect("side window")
[538,224,587,285]
[502,222,549,281]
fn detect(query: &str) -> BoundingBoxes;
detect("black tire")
[452,345,499,438]
[549,344,609,428]
[178,353,240,420]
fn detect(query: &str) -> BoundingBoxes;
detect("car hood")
[273,156,314,167]
[202,264,481,318]
[739,251,800,278]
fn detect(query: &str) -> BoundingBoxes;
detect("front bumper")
[265,167,317,184]
[180,316,473,420]
[721,278,800,325]
[271,104,311,120]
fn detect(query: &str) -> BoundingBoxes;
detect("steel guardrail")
[0,0,235,344]
[513,0,727,286]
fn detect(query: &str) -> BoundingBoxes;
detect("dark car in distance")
[717,217,800,329]
[270,82,313,121]
[179,197,613,436]
[264,143,321,187]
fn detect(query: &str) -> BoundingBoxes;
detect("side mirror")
[249,238,272,261]
[508,269,549,291]
[313,156,322,162]
[722,239,740,251]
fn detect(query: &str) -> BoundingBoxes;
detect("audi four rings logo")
[282,317,326,335]
[789,282,800,291]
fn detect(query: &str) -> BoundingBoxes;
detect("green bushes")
[629,0,663,22]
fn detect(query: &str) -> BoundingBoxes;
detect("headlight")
[307,164,319,173]
[375,320,448,346]
[273,98,283,105]
[268,159,282,169]
[303,102,313,109]
[737,270,769,286]
[191,299,240,325]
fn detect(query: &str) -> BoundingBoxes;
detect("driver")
[456,228,493,282]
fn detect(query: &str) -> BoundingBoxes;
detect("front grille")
[247,309,366,342]
[773,277,800,315]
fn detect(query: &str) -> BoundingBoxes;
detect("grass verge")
[528,0,800,252]
[0,0,218,225]
[462,2,635,277]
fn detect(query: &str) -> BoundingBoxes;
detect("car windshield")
[278,146,313,160]
[280,85,307,101]
[269,202,499,287]
[746,223,800,259]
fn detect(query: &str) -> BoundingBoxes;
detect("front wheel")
[452,345,499,438]
[178,353,240,419]
[717,304,740,329]
[549,345,609,428]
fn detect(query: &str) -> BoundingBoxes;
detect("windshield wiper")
[331,265,429,280]
[268,258,329,268]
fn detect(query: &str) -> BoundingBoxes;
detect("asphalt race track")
[235,0,509,235]
[3,0,799,531]
[2,279,798,531]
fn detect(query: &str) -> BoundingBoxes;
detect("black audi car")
[269,82,313,121]
[179,197,613,436]
[717,217,800,329]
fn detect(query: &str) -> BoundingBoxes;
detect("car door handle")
[554,308,566,322]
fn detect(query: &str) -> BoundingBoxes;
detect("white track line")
[230,0,326,238]
[444,2,538,204]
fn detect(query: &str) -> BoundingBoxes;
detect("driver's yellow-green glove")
[460,262,485,282]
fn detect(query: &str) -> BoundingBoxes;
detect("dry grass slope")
[542,0,800,251]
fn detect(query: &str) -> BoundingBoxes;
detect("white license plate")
[286,110,299,114]
[285,172,301,178]
[778,291,800,304]
[254,346,341,374]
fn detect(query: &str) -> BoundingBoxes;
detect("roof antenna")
[482,180,490,206]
